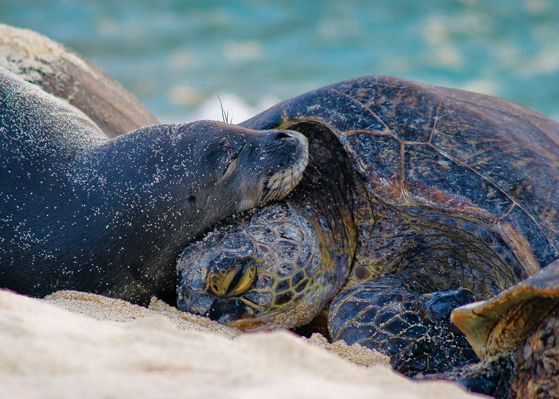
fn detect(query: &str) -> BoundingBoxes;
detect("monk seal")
[0,68,308,304]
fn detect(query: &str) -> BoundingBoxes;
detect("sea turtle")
[0,66,308,304]
[426,259,559,398]
[178,76,559,375]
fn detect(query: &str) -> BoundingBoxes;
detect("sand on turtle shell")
[0,289,484,399]
[0,23,158,138]
[0,24,97,81]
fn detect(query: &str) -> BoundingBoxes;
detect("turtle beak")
[178,292,214,316]
[178,291,255,324]
[208,298,255,323]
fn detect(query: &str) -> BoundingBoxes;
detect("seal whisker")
[218,96,232,124]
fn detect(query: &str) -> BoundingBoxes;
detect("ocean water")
[1,0,558,123]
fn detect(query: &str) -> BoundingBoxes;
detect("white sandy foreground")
[0,290,483,399]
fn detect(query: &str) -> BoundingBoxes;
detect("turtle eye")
[206,256,257,297]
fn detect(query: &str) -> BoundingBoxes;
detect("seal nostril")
[273,132,292,140]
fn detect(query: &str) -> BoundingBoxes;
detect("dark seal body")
[0,68,308,304]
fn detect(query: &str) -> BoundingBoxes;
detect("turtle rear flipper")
[328,273,478,375]
[451,259,559,358]
[445,260,559,399]
[432,305,559,399]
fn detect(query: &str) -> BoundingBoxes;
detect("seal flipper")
[328,274,478,375]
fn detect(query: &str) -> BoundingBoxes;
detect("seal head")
[189,123,308,214]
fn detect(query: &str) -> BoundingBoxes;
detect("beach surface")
[0,289,483,399]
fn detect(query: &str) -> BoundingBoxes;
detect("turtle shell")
[451,259,559,359]
[242,76,559,277]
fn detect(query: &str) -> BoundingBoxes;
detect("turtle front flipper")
[328,273,479,375]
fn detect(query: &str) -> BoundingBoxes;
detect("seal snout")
[269,130,307,145]
[270,131,293,140]
[258,129,309,205]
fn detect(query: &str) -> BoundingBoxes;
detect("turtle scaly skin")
[178,76,559,375]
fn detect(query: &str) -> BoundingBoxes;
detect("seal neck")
[68,124,209,302]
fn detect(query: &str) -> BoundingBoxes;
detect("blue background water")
[1,0,558,122]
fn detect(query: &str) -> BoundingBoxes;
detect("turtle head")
[177,120,356,331]
[176,203,348,330]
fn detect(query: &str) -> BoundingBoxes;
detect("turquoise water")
[1,1,559,122]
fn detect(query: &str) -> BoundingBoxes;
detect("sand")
[0,289,484,399]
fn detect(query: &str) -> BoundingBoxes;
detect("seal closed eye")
[219,144,242,181]
[0,67,308,304]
